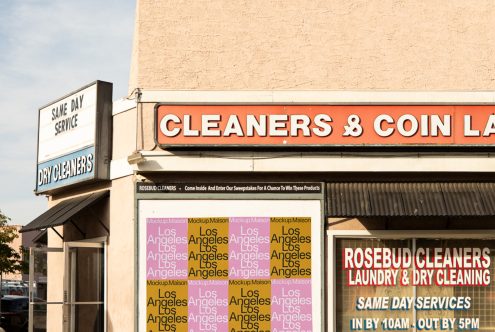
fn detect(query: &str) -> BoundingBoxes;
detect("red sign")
[155,105,495,147]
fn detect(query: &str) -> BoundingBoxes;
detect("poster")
[139,200,322,332]
[336,238,495,332]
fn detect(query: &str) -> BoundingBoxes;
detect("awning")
[327,183,495,217]
[31,229,48,245]
[21,190,109,233]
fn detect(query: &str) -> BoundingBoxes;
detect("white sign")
[38,83,97,163]
[36,81,112,193]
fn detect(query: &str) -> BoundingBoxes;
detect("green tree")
[0,210,23,297]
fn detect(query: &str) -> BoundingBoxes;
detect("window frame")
[327,229,495,332]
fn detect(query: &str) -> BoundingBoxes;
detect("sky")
[0,0,136,225]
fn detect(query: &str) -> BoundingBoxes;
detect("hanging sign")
[36,81,112,193]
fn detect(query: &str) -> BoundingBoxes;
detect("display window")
[331,234,495,332]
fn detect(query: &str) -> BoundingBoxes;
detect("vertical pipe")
[413,238,417,332]
[28,248,34,332]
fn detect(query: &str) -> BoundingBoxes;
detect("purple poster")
[146,218,188,280]
[229,217,270,279]
[188,280,228,331]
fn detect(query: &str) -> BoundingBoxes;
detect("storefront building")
[22,1,495,332]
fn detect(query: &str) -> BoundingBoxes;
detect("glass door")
[63,241,105,332]
[29,247,64,332]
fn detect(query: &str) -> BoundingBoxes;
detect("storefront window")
[336,238,495,332]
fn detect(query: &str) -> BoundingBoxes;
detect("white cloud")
[0,0,135,224]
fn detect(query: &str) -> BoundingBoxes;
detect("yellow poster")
[228,279,271,331]
[188,217,229,280]
[270,217,312,279]
[146,280,188,332]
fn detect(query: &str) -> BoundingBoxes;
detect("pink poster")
[146,218,188,280]
[271,279,313,331]
[188,280,229,332]
[229,217,270,279]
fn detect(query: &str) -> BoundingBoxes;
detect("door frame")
[63,239,106,332]
[29,247,64,332]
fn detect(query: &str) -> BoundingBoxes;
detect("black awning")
[31,229,48,245]
[21,191,109,233]
[327,183,495,217]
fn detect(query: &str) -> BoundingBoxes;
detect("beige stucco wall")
[113,107,138,159]
[106,107,136,332]
[2,225,22,281]
[47,227,64,332]
[107,108,136,332]
[135,103,154,151]
[107,175,135,332]
[130,0,495,92]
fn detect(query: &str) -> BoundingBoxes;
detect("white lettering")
[269,114,288,137]
[374,114,394,137]
[201,114,221,137]
[464,115,480,137]
[159,114,181,137]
